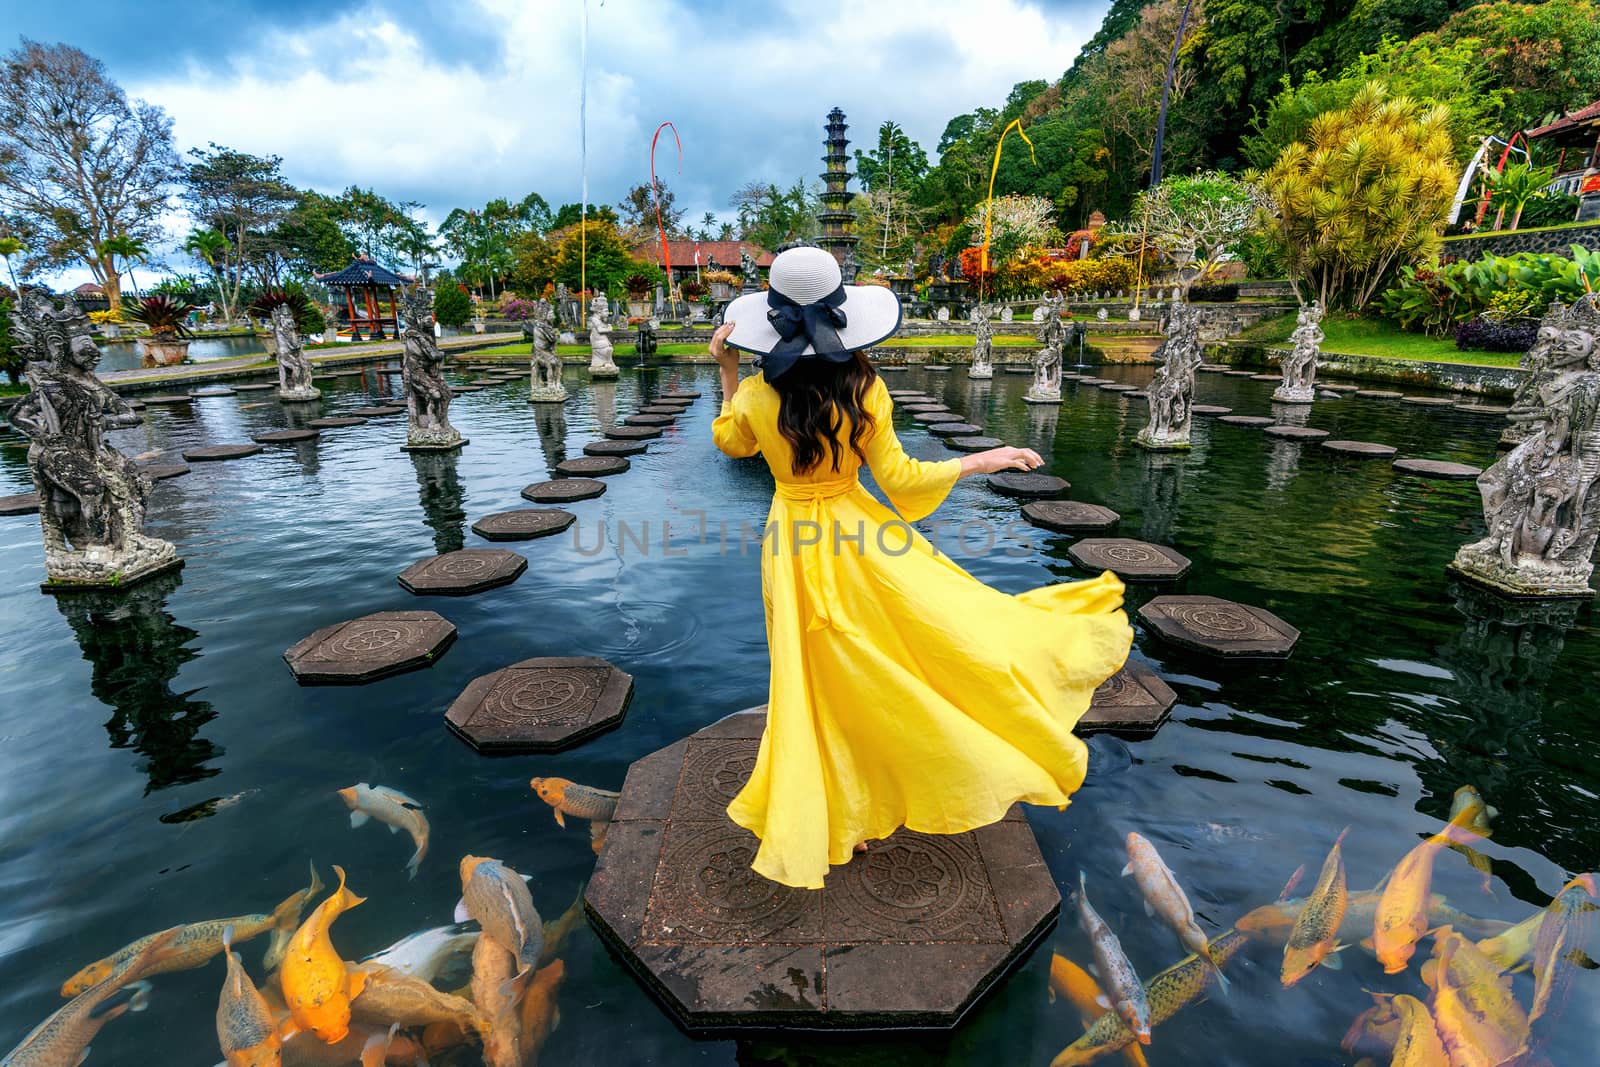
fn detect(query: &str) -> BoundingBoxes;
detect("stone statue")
[588,295,619,378]
[1452,293,1600,597]
[1097,306,1109,322]
[1032,305,1045,323]
[1135,300,1205,451]
[1025,292,1066,404]
[271,302,319,403]
[1502,301,1568,448]
[1272,301,1324,404]
[1000,306,1013,323]
[930,252,946,280]
[524,298,566,403]
[636,315,660,359]
[968,304,994,380]
[399,288,465,451]
[7,289,180,588]
[740,248,760,293]
[840,249,860,285]
[949,254,964,280]
[936,306,949,322]
[902,257,915,279]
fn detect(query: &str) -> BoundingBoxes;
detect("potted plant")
[624,273,654,318]
[123,295,198,367]
[681,279,707,302]
[248,290,316,356]
[704,270,738,302]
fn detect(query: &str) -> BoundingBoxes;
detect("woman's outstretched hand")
[959,445,1046,477]
[709,321,739,369]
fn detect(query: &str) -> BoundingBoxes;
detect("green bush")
[1376,246,1600,336]
[434,284,472,329]
[0,297,20,383]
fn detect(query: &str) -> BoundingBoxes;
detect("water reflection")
[1139,452,1185,543]
[410,451,467,553]
[535,403,568,468]
[592,380,618,433]
[1266,440,1302,492]
[1027,401,1058,446]
[52,571,222,794]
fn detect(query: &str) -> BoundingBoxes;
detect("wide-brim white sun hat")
[723,246,902,377]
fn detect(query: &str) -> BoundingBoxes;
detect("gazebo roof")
[316,257,408,288]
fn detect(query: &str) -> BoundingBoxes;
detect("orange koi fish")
[1048,953,1150,1067]
[457,856,543,971]
[471,934,532,1067]
[1522,873,1598,1058]
[1421,927,1528,1067]
[216,924,287,1067]
[1281,829,1349,987]
[280,865,368,1044]
[1373,794,1490,974]
[1387,994,1452,1067]
[519,959,567,1067]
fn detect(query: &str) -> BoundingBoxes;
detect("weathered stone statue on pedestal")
[1501,301,1567,449]
[1135,301,1205,451]
[1000,306,1013,323]
[968,304,994,380]
[1272,301,1324,404]
[525,298,567,403]
[7,290,181,590]
[588,296,619,378]
[271,302,320,402]
[936,306,949,322]
[1451,293,1600,597]
[840,249,860,285]
[399,288,466,452]
[740,248,761,293]
[1025,292,1066,404]
[556,283,579,344]
[636,315,659,359]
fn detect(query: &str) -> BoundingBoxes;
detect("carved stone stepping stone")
[605,425,662,441]
[446,655,634,753]
[452,386,484,394]
[471,377,502,385]
[927,364,952,371]
[638,405,684,416]
[624,413,675,427]
[900,402,948,411]
[139,462,191,481]
[0,491,41,516]
[1191,405,1232,416]
[188,385,236,397]
[1005,365,1036,374]
[943,436,1004,452]
[1079,661,1179,735]
[331,370,364,378]
[658,391,702,400]
[910,409,958,423]
[1021,500,1119,532]
[1355,389,1403,399]
[1221,370,1255,377]
[1138,595,1299,658]
[125,401,146,411]
[988,472,1070,498]
[928,422,983,436]
[284,610,457,684]
[1400,396,1456,407]
[1078,378,1111,386]
[306,416,368,428]
[878,365,908,372]
[887,390,927,399]
[1454,403,1509,415]
[1263,425,1330,440]
[1392,458,1482,480]
[398,548,527,596]
[555,456,630,478]
[349,405,405,417]
[585,439,648,457]
[523,479,606,504]
[1068,538,1191,581]
[472,508,576,541]
[1320,383,1359,393]
[1101,384,1139,393]
[235,382,277,392]
[1249,373,1280,382]
[1217,415,1273,427]
[183,443,263,462]
[253,428,321,444]
[142,394,194,405]
[1322,440,1396,458]
[1197,364,1230,372]
[585,710,1060,1032]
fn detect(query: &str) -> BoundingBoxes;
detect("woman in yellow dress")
[711,246,1133,890]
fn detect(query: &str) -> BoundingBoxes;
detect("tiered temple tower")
[816,107,858,263]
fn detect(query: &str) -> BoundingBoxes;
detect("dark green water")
[0,359,1594,1066]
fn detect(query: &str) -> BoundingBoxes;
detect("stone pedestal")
[1448,546,1595,600]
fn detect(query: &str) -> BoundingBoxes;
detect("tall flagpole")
[580,0,589,300]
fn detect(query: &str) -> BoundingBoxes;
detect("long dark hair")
[769,352,878,474]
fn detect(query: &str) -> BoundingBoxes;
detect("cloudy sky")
[8,0,1107,280]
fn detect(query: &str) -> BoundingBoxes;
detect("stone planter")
[138,337,191,368]
[627,297,652,318]
[710,282,733,302]
[102,324,121,339]
[256,330,279,357]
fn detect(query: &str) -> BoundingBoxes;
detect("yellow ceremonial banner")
[979,119,1037,280]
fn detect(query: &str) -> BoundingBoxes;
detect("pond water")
[94,335,267,373]
[0,360,1595,1066]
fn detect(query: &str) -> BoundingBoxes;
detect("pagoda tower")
[816,107,859,263]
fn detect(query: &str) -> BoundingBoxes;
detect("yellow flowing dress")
[713,372,1134,889]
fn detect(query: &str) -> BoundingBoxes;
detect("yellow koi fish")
[471,934,532,1067]
[1240,888,1507,946]
[528,777,620,827]
[1475,912,1543,973]
[1281,829,1349,986]
[280,865,368,1044]
[216,925,286,1067]
[349,963,489,1038]
[1374,799,1488,974]
[1048,954,1150,1067]
[1341,993,1403,1058]
[519,959,566,1067]
[457,856,543,971]
[1387,994,1452,1067]
[264,865,324,972]
[1122,832,1227,990]
[337,784,429,880]
[538,882,587,966]
[1422,927,1528,1067]
[1522,873,1598,1057]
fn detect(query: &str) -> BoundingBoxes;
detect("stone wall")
[1219,341,1527,398]
[1440,221,1600,260]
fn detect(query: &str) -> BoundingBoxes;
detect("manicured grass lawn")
[1239,312,1521,367]
[880,334,1034,347]
[478,342,710,357]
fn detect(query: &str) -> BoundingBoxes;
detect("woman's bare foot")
[853,841,870,854]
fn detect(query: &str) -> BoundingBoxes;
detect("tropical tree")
[97,235,150,298]
[551,219,657,296]
[433,283,472,329]
[617,179,686,240]
[181,145,298,322]
[963,194,1059,268]
[1133,172,1271,293]
[729,181,817,249]
[332,186,430,270]
[1257,82,1457,310]
[0,235,22,290]
[184,228,230,315]
[1483,162,1556,232]
[0,41,177,307]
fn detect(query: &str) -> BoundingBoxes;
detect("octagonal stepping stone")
[1263,425,1330,440]
[235,382,277,392]
[188,385,236,397]
[900,402,948,411]
[605,425,663,441]
[1400,395,1456,407]
[585,710,1060,1032]
[1355,389,1403,399]
[1079,661,1179,735]
[1197,364,1230,372]
[878,365,908,372]
[911,410,959,423]
[139,462,191,481]
[988,472,1070,498]
[452,386,484,394]
[446,655,634,753]
[887,390,927,399]
[1217,415,1273,427]
[142,394,194,405]
[1322,440,1396,458]
[253,428,321,444]
[943,436,1004,452]
[585,439,648,457]
[1078,378,1111,386]
[927,364,952,371]
[471,377,502,385]
[1221,370,1255,377]
[398,548,527,596]
[306,416,368,428]
[638,405,683,416]
[658,391,702,400]
[1138,595,1299,658]
[125,401,146,411]
[1249,373,1280,382]
[624,413,675,427]
[1021,500,1119,532]
[472,508,576,541]
[284,610,457,684]
[349,405,405,417]
[183,443,263,462]
[1068,538,1191,581]
[928,422,983,437]
[1320,383,1359,393]
[0,491,41,516]
[1392,458,1482,480]
[1191,405,1232,416]
[555,455,630,477]
[1101,384,1139,393]
[1005,365,1037,374]
[1455,403,1509,415]
[523,478,606,503]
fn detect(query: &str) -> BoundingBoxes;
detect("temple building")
[816,107,859,263]
[1527,98,1600,222]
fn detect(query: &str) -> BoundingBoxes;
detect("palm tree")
[98,235,151,298]
[0,236,21,292]
[184,228,232,320]
[1484,163,1555,232]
